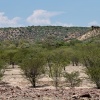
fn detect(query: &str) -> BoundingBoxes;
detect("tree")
[45,51,54,77]
[0,50,6,80]
[20,48,46,87]
[13,47,32,65]
[4,49,17,68]
[80,43,100,89]
[0,60,6,80]
[48,48,70,89]
[70,49,80,66]
[42,35,61,49]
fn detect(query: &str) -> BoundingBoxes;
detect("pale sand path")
[1,65,31,88]
[1,64,96,89]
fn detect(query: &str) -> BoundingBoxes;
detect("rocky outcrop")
[78,27,100,41]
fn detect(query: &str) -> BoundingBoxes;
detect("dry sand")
[1,64,96,89]
[1,65,31,88]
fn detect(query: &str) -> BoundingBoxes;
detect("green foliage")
[0,51,6,80]
[4,49,17,66]
[80,43,100,88]
[20,48,46,87]
[70,49,80,66]
[46,48,70,89]
[86,67,100,89]
[0,60,5,80]
[69,39,82,46]
[13,47,32,65]
[64,71,81,88]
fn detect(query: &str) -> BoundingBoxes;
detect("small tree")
[51,63,63,90]
[48,49,70,89]
[20,48,45,88]
[4,49,17,68]
[68,48,80,66]
[64,71,81,88]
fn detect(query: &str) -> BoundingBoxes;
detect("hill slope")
[0,26,89,42]
[77,28,100,41]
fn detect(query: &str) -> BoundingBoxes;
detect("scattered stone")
[72,95,79,99]
[16,86,21,90]
[79,93,91,98]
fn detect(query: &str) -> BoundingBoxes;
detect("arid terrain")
[0,65,100,100]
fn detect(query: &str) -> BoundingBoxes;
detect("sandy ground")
[1,64,96,89]
[65,65,96,88]
[1,65,31,88]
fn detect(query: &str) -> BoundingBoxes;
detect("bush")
[46,49,70,89]
[64,71,81,88]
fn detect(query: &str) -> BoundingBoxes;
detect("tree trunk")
[64,66,65,70]
[96,82,100,89]
[75,61,78,66]
[55,77,58,90]
[49,66,52,77]
[32,78,36,88]
[48,62,52,77]
[72,62,74,66]
[12,62,14,68]
[55,71,59,90]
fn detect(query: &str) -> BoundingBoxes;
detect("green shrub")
[64,71,81,88]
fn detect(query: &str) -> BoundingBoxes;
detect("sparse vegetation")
[0,26,89,42]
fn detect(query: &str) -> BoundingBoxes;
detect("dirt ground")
[1,64,96,89]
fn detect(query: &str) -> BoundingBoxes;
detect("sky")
[0,0,100,27]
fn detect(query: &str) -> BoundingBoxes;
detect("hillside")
[77,27,100,41]
[0,26,89,42]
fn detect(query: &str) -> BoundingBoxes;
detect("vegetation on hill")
[0,26,90,42]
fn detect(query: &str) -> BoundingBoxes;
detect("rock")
[36,94,41,97]
[16,86,21,90]
[72,95,79,99]
[79,93,91,98]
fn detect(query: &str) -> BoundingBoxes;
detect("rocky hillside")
[1,26,100,42]
[77,27,100,41]
[0,26,89,42]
